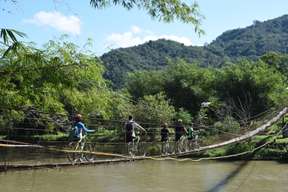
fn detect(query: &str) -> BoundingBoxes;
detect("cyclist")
[187,123,195,150]
[160,123,170,155]
[68,114,95,162]
[174,119,187,153]
[73,114,95,141]
[124,115,146,143]
[68,114,94,163]
[124,115,146,156]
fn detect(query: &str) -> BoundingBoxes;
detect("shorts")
[161,137,168,142]
[126,133,133,143]
[175,133,182,141]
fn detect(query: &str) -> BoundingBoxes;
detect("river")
[0,160,287,192]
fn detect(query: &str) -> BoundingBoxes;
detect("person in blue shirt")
[73,114,94,141]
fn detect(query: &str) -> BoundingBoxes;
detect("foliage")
[102,15,288,88]
[125,70,165,100]
[174,108,192,125]
[0,39,113,131]
[209,15,288,58]
[225,143,252,155]
[101,39,223,87]
[261,52,288,79]
[214,60,287,119]
[126,60,216,115]
[108,91,134,120]
[90,0,203,34]
[126,57,287,136]
[133,93,175,140]
[0,28,26,46]
[214,116,240,134]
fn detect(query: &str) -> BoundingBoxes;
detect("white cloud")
[25,11,81,35]
[131,25,141,34]
[105,26,192,50]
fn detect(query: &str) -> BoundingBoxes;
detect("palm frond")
[0,28,26,45]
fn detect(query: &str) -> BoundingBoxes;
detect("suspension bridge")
[0,107,287,171]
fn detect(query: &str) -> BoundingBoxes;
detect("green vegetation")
[1,37,287,147]
[126,59,287,121]
[90,0,203,34]
[102,15,288,87]
[0,37,131,134]
[210,15,288,58]
[1,11,288,160]
[101,40,223,88]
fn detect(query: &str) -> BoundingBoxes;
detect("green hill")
[209,15,288,58]
[101,15,288,88]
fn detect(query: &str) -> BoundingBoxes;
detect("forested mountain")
[101,40,225,87]
[101,15,288,87]
[209,14,288,58]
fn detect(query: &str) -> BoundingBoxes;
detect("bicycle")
[67,135,96,164]
[161,140,170,155]
[127,134,146,157]
[177,135,189,153]
[176,131,201,153]
[188,131,200,151]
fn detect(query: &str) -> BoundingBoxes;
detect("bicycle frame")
[176,135,188,153]
[127,135,146,157]
[161,140,170,155]
[67,135,95,163]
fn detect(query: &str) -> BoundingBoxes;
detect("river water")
[0,160,287,192]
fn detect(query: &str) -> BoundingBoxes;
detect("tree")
[90,0,204,35]
[133,93,175,140]
[126,60,215,115]
[261,52,288,79]
[0,28,26,46]
[0,38,113,132]
[214,59,287,121]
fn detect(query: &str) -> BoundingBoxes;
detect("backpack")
[125,121,133,133]
[68,126,77,139]
[188,127,194,139]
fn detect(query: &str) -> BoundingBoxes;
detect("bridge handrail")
[176,107,288,157]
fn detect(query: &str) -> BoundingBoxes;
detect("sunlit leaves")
[0,28,26,46]
[90,0,204,35]
[0,39,112,129]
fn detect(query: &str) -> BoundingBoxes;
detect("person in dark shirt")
[174,119,187,153]
[161,123,170,155]
[174,119,186,141]
[161,123,169,142]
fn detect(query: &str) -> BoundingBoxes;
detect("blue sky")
[1,0,288,55]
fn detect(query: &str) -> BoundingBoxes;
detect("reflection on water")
[0,144,125,164]
[0,160,288,192]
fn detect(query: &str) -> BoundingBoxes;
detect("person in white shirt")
[124,115,146,143]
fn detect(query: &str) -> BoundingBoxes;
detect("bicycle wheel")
[162,142,170,155]
[178,136,188,153]
[137,142,146,157]
[83,143,96,162]
[127,142,135,157]
[67,141,83,164]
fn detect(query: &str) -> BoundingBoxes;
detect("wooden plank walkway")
[0,156,149,171]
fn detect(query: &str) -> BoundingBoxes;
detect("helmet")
[162,123,168,128]
[74,114,82,121]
